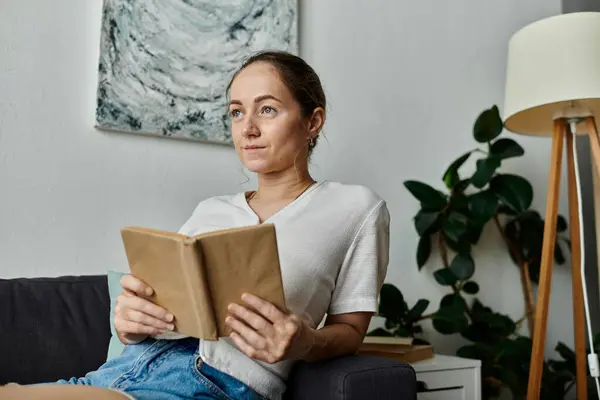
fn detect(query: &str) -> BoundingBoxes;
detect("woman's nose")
[242,118,260,137]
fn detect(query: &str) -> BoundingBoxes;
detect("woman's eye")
[261,106,276,115]
[230,109,242,118]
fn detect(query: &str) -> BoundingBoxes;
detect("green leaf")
[445,236,471,253]
[384,319,397,330]
[457,344,481,360]
[432,306,468,334]
[513,212,545,263]
[449,193,470,213]
[461,322,494,343]
[477,311,517,336]
[512,335,533,355]
[490,138,525,159]
[466,222,484,245]
[471,157,501,188]
[443,152,471,189]
[442,212,469,242]
[433,268,458,286]
[498,205,517,216]
[462,281,479,294]
[449,253,475,280]
[528,259,541,284]
[407,299,430,321]
[557,215,568,232]
[414,210,441,236]
[467,299,518,338]
[404,180,447,210]
[440,293,467,313]
[490,174,533,213]
[468,189,498,224]
[555,341,576,363]
[474,105,503,143]
[378,284,404,321]
[417,234,432,270]
[432,318,456,334]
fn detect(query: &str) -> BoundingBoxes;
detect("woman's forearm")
[301,323,364,362]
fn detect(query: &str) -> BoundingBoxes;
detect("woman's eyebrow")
[229,94,282,107]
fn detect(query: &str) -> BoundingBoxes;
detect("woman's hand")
[225,293,317,364]
[114,274,175,345]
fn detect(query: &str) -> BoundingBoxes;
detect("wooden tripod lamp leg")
[586,117,600,180]
[527,119,566,400]
[585,117,600,320]
[566,128,588,400]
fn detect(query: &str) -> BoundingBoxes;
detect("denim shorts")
[52,337,267,400]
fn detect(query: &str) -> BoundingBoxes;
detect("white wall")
[1,0,572,359]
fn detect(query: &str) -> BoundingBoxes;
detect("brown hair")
[226,50,326,154]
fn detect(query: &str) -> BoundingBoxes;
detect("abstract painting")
[95,0,298,145]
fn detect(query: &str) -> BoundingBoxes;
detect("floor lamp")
[503,12,600,400]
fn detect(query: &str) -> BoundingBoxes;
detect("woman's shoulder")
[317,181,389,224]
[319,180,386,208]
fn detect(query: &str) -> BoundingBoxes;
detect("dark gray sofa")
[0,275,417,399]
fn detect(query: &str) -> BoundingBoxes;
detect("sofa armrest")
[284,355,417,400]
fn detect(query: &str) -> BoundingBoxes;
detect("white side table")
[410,354,481,400]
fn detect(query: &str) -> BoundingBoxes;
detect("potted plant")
[370,105,596,399]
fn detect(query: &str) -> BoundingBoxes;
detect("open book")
[120,224,286,340]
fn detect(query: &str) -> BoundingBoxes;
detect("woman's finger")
[118,307,174,331]
[225,315,266,349]
[116,293,173,323]
[114,317,164,336]
[241,293,286,323]
[120,274,154,297]
[229,332,265,361]
[227,303,271,332]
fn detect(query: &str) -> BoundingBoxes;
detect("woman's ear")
[308,107,326,139]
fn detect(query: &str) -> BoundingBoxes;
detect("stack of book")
[357,336,434,363]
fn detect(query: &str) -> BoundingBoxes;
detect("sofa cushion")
[106,270,127,361]
[284,355,417,400]
[0,275,111,385]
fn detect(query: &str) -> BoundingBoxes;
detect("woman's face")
[228,62,310,174]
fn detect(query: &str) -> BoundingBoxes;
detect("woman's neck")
[253,169,315,202]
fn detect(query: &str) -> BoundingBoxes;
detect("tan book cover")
[358,336,433,363]
[120,223,286,341]
[357,343,434,364]
[362,336,414,346]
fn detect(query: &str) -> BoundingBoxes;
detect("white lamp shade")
[503,12,600,136]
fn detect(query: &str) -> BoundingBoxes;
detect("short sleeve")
[327,200,390,315]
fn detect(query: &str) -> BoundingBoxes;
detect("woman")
[5,51,390,400]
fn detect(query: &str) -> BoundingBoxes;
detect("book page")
[120,227,217,339]
[196,224,286,337]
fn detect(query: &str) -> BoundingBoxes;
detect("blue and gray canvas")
[95,0,298,145]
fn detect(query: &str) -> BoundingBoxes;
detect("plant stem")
[493,215,535,336]
[438,232,471,314]
[514,313,529,330]
[438,232,457,297]
[522,261,535,334]
[438,231,450,268]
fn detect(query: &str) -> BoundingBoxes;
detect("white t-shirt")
[177,180,390,400]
